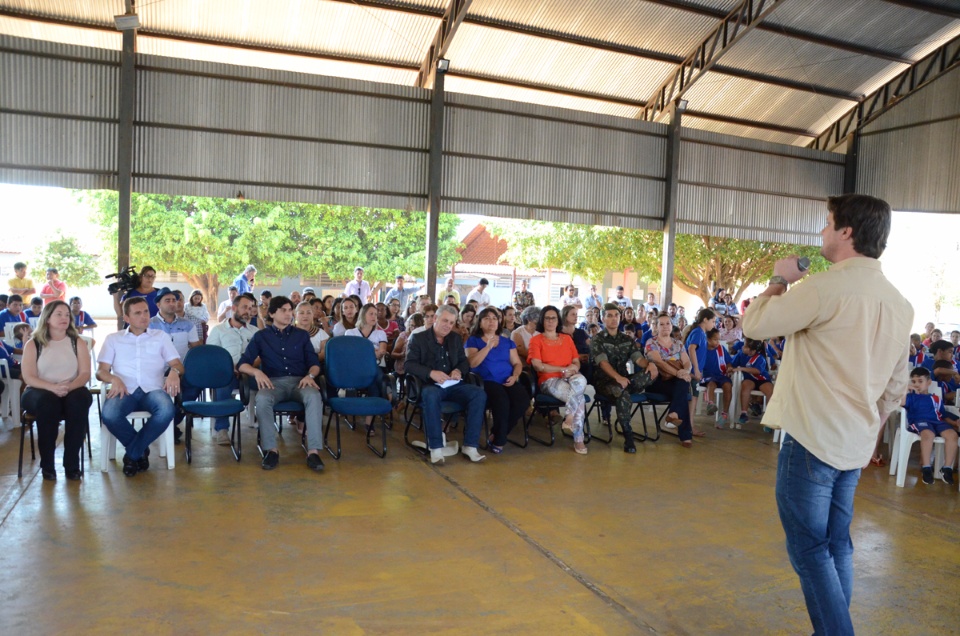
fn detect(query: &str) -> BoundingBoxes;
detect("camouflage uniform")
[513,290,535,312]
[590,329,653,434]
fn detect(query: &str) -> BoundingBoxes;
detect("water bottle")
[625,360,634,375]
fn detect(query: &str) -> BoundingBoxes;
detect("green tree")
[485,219,826,305]
[36,232,102,289]
[81,192,461,315]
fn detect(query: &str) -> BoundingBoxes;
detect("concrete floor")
[1,406,958,635]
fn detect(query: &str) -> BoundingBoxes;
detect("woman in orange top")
[527,305,589,455]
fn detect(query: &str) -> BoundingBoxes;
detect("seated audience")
[386,298,405,333]
[346,303,388,365]
[921,322,936,347]
[252,290,272,328]
[333,297,359,337]
[405,305,487,464]
[24,297,43,322]
[295,301,329,364]
[0,294,6,312]
[466,307,530,454]
[376,302,400,342]
[700,328,734,427]
[591,303,658,453]
[13,322,32,355]
[579,306,600,331]
[411,304,437,335]
[528,305,588,455]
[237,296,325,472]
[511,305,540,361]
[0,294,27,331]
[645,313,695,447]
[97,297,182,477]
[458,304,477,341]
[560,304,591,379]
[391,313,424,377]
[69,296,97,333]
[903,367,958,485]
[206,292,258,445]
[289,290,302,306]
[499,305,518,335]
[620,306,638,331]
[20,300,92,481]
[718,315,742,351]
[730,338,774,428]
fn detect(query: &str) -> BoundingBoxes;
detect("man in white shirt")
[206,292,258,445]
[610,286,631,310]
[465,278,491,309]
[743,194,912,636]
[560,284,582,310]
[217,286,238,322]
[97,297,184,477]
[343,266,371,302]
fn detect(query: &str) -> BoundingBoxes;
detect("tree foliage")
[36,233,102,288]
[81,191,462,313]
[485,219,827,305]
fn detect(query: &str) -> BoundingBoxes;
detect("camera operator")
[112,266,160,320]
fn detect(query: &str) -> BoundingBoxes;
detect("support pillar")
[424,70,446,300]
[660,101,683,307]
[117,20,136,276]
[843,131,859,194]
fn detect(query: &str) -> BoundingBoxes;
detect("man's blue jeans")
[102,388,175,461]
[776,433,860,636]
[420,381,486,450]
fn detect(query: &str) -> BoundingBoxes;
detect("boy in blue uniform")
[932,360,958,403]
[700,329,733,427]
[922,340,954,373]
[730,338,773,426]
[903,367,959,485]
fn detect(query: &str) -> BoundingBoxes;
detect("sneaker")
[940,466,955,486]
[430,448,445,464]
[215,429,231,446]
[261,450,279,470]
[749,403,762,417]
[921,466,934,485]
[306,453,324,472]
[718,413,729,428]
[737,413,748,428]
[623,437,636,454]
[706,402,718,416]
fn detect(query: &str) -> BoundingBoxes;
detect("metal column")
[660,102,682,307]
[424,70,445,300]
[117,20,137,276]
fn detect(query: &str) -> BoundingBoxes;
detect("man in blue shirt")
[233,265,256,296]
[150,288,202,441]
[384,275,419,310]
[238,295,324,472]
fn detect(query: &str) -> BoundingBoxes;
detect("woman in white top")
[343,303,388,429]
[511,305,540,361]
[184,290,210,341]
[295,302,328,364]
[20,300,92,481]
[332,297,359,337]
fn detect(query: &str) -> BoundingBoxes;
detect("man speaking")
[743,194,912,636]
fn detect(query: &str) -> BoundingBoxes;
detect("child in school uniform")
[932,360,959,404]
[730,338,774,427]
[909,333,926,368]
[903,367,959,485]
[700,329,734,427]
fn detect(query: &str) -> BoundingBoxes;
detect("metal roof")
[0,0,958,146]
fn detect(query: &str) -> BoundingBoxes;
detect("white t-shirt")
[309,329,329,354]
[217,299,233,321]
[344,327,387,347]
[465,289,490,308]
[560,295,583,309]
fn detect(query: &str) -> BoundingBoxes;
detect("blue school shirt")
[0,309,27,331]
[910,350,925,367]
[731,352,770,381]
[640,330,654,349]
[685,326,708,371]
[702,346,732,378]
[904,392,951,425]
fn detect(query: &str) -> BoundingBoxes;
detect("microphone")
[797,257,810,272]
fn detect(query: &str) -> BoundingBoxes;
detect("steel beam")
[660,102,683,307]
[117,16,136,288]
[810,34,960,152]
[683,109,816,138]
[424,71,446,301]
[642,0,790,123]
[640,0,911,64]
[417,0,473,89]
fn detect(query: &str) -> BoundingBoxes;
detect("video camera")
[105,266,141,296]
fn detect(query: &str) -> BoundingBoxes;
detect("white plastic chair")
[3,323,16,347]
[100,408,176,471]
[0,358,22,429]
[694,383,726,424]
[889,385,947,487]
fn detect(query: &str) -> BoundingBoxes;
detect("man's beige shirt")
[742,257,913,470]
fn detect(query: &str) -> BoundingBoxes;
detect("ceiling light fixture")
[437,58,450,73]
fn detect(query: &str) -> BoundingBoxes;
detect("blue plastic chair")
[322,336,392,459]
[179,345,246,462]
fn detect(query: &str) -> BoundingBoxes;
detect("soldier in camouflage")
[590,303,659,453]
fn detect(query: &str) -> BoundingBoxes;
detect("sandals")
[870,456,885,467]
[487,435,504,454]
[574,441,588,455]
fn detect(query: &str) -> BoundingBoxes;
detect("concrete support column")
[660,102,682,307]
[424,71,446,300]
[117,25,136,275]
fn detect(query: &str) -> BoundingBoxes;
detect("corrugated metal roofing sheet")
[680,116,804,147]
[467,0,717,58]
[0,14,121,50]
[446,22,676,103]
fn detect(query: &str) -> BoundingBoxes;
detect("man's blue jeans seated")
[102,388,176,461]
[213,377,240,432]
[776,433,859,636]
[420,381,486,450]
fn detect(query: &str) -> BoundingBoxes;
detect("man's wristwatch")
[768,275,789,288]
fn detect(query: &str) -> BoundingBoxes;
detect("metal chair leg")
[230,413,242,461]
[323,410,342,460]
[526,409,557,446]
[185,415,193,464]
[366,415,387,458]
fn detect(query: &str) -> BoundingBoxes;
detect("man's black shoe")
[137,447,150,472]
[66,470,83,481]
[623,437,637,454]
[122,454,139,477]
[307,453,325,472]
[261,451,279,470]
[42,469,57,481]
